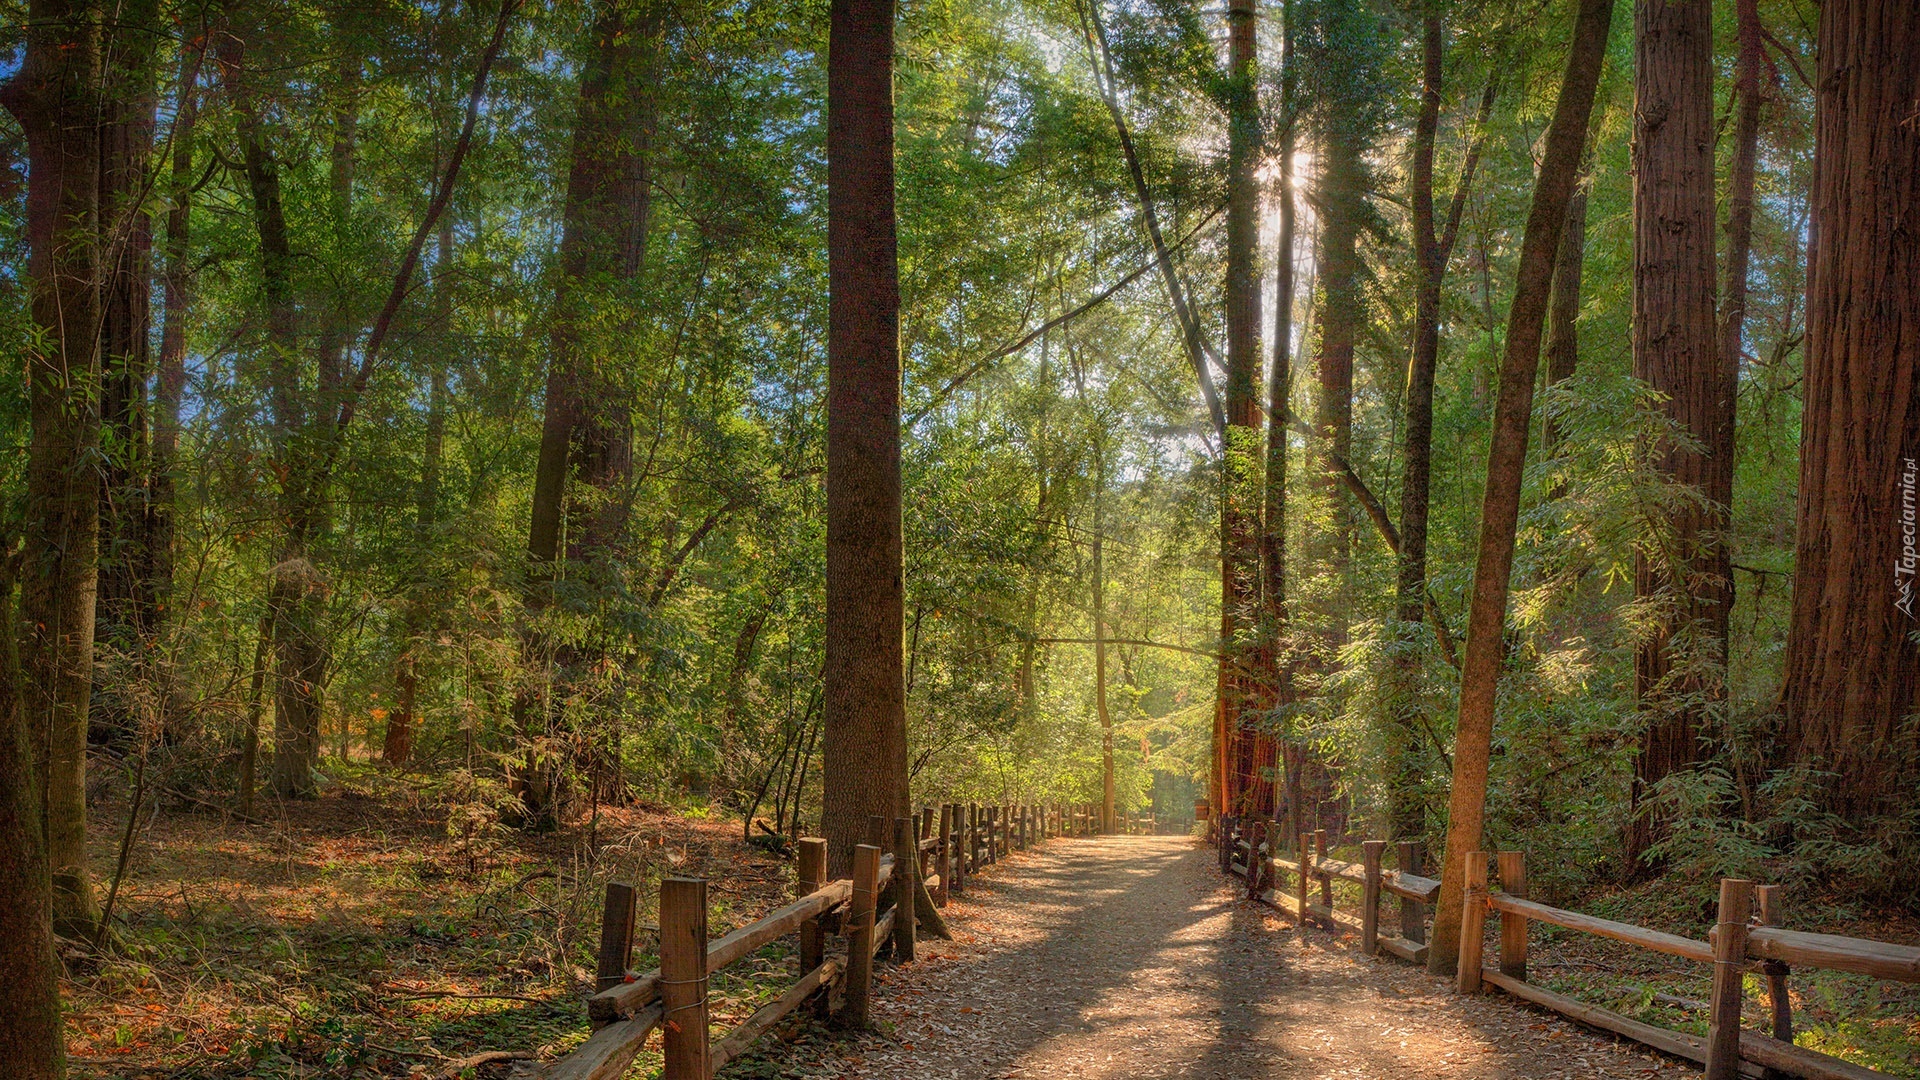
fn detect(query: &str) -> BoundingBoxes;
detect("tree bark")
[1389,17,1494,842]
[514,0,660,823]
[1544,183,1588,467]
[6,0,109,940]
[822,0,908,877]
[1778,0,1920,827]
[1258,0,1298,829]
[1220,0,1267,819]
[1428,0,1614,977]
[93,11,160,745]
[1627,0,1727,874]
[0,554,65,1080]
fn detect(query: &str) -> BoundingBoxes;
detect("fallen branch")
[437,1050,536,1077]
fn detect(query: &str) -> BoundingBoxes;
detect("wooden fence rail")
[1213,832,1920,1080]
[550,799,1152,1078]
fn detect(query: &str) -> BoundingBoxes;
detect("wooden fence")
[545,801,1137,1078]
[1212,823,1920,1080]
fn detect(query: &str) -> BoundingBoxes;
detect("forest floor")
[59,775,1918,1079]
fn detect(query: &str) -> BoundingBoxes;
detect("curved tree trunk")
[1428,0,1614,976]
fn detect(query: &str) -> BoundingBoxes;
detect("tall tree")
[1428,0,1614,976]
[1543,181,1589,468]
[1260,0,1299,826]
[93,5,161,743]
[1388,11,1493,841]
[514,0,661,819]
[4,0,112,938]
[821,0,908,876]
[1778,0,1920,830]
[0,554,64,1080]
[1627,0,1727,873]
[1220,0,1266,818]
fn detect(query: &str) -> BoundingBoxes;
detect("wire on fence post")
[1706,878,1753,1080]
[660,876,710,1080]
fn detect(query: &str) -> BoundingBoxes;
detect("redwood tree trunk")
[515,0,660,822]
[6,0,108,939]
[1428,0,1614,976]
[821,0,908,877]
[1778,0,1920,829]
[0,560,64,1079]
[1627,0,1727,874]
[1259,0,1298,829]
[1220,0,1267,818]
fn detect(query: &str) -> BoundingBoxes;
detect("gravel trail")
[759,835,1699,1080]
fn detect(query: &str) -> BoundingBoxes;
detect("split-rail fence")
[1212,817,1920,1080]
[545,801,1146,1078]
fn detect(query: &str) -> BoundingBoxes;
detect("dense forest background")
[1,0,1912,984]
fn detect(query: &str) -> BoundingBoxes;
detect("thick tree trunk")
[1220,0,1267,819]
[1627,0,1727,874]
[0,559,65,1079]
[1428,0,1613,976]
[822,0,908,877]
[93,20,159,745]
[1778,0,1920,827]
[1258,0,1297,828]
[6,0,108,940]
[515,0,660,822]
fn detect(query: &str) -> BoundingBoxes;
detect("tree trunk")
[1388,18,1493,843]
[93,19,159,745]
[1094,453,1114,832]
[822,0,908,877]
[0,555,64,1079]
[1778,0,1920,828]
[6,0,108,940]
[1258,0,1298,832]
[515,0,660,823]
[1428,0,1614,977]
[1220,0,1267,819]
[1543,183,1588,467]
[1627,0,1727,874]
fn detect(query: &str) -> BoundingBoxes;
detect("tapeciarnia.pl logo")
[1899,457,1917,619]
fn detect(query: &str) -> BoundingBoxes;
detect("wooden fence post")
[1362,841,1384,956]
[843,844,881,1028]
[951,804,967,893]
[1316,830,1333,910]
[1706,878,1753,1080]
[1455,853,1487,994]
[798,839,826,973]
[1754,884,1791,1042]
[1497,851,1527,980]
[967,804,978,871]
[1297,828,1313,922]
[596,882,637,993]
[935,805,952,905]
[660,876,710,1080]
[1398,840,1425,944]
[1248,822,1268,899]
[893,817,917,963]
[921,805,934,842]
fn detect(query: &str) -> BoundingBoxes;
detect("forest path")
[761,835,1699,1080]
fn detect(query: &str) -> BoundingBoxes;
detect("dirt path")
[761,835,1699,1080]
